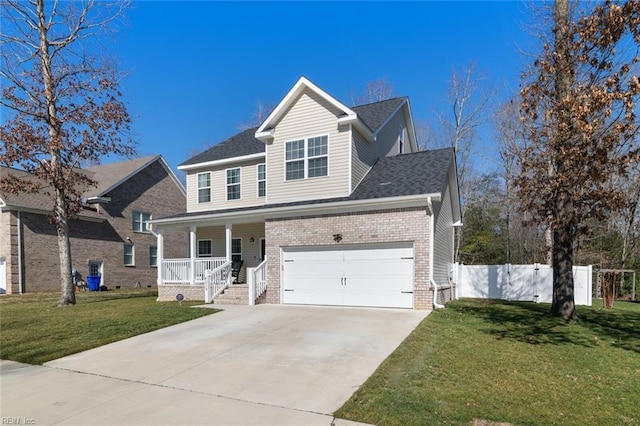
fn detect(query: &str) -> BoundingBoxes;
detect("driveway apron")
[1,304,428,425]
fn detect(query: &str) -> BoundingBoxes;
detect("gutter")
[426,197,444,309]
[150,193,442,228]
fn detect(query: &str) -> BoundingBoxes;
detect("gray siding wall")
[433,175,455,292]
[185,157,266,213]
[266,90,351,203]
[350,107,411,192]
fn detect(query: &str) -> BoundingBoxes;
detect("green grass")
[0,289,219,365]
[336,299,640,426]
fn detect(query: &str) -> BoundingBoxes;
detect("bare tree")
[437,62,494,262]
[238,98,276,130]
[0,0,133,306]
[518,0,640,320]
[350,77,395,105]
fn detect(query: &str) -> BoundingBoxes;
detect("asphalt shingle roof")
[179,127,265,167]
[351,97,407,133]
[179,97,408,167]
[351,148,454,200]
[0,155,167,216]
[158,148,454,221]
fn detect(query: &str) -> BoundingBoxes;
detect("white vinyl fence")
[454,263,592,306]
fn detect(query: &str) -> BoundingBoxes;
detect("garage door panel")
[282,244,414,309]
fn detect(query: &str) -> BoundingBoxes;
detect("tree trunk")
[56,188,75,306]
[551,226,576,319]
[35,0,75,306]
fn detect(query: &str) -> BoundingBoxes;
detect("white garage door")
[282,244,414,308]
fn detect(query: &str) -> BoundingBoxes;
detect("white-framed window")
[197,239,212,257]
[257,163,266,197]
[132,211,151,233]
[398,126,405,154]
[231,238,242,262]
[285,135,328,180]
[197,172,211,203]
[226,168,241,200]
[149,246,158,267]
[124,244,135,266]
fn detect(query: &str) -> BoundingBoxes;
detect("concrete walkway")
[1,304,429,425]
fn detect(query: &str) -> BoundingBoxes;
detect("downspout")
[17,211,24,294]
[427,197,444,309]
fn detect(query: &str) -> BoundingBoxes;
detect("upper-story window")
[197,172,211,203]
[398,126,404,154]
[285,135,328,181]
[132,211,151,233]
[226,168,241,200]
[257,163,266,197]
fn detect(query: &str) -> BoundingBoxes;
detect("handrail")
[204,261,232,303]
[248,258,267,306]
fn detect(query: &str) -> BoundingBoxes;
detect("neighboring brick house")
[0,155,186,294]
[150,77,462,310]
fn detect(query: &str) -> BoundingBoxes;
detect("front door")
[260,238,266,262]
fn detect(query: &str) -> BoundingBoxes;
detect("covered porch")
[152,219,266,304]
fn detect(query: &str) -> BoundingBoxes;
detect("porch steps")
[214,284,249,305]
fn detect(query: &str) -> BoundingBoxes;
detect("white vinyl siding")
[351,129,378,191]
[433,170,456,289]
[185,158,266,212]
[195,222,265,268]
[266,90,350,203]
[377,112,409,157]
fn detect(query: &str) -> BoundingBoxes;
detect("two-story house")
[0,155,186,293]
[151,77,461,310]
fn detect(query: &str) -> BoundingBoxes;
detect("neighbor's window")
[285,136,328,180]
[231,238,242,262]
[132,211,151,233]
[226,168,241,200]
[257,163,266,197]
[149,246,158,267]
[198,239,212,257]
[197,172,211,203]
[124,244,135,266]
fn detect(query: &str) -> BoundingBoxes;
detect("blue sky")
[112,1,535,175]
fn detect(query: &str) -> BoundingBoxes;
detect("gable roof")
[87,155,185,197]
[351,97,408,133]
[179,127,265,169]
[0,155,184,215]
[179,78,416,168]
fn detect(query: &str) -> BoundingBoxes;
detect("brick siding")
[3,160,186,293]
[265,207,434,310]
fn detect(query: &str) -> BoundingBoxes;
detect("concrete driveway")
[1,304,428,425]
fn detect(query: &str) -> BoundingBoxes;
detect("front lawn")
[0,289,219,365]
[336,299,640,426]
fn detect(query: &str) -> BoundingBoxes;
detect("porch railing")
[161,258,227,284]
[204,260,232,303]
[248,257,267,306]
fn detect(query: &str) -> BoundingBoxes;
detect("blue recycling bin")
[86,275,101,291]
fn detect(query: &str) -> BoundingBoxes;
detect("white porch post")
[190,225,196,285]
[156,228,164,286]
[225,223,232,262]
